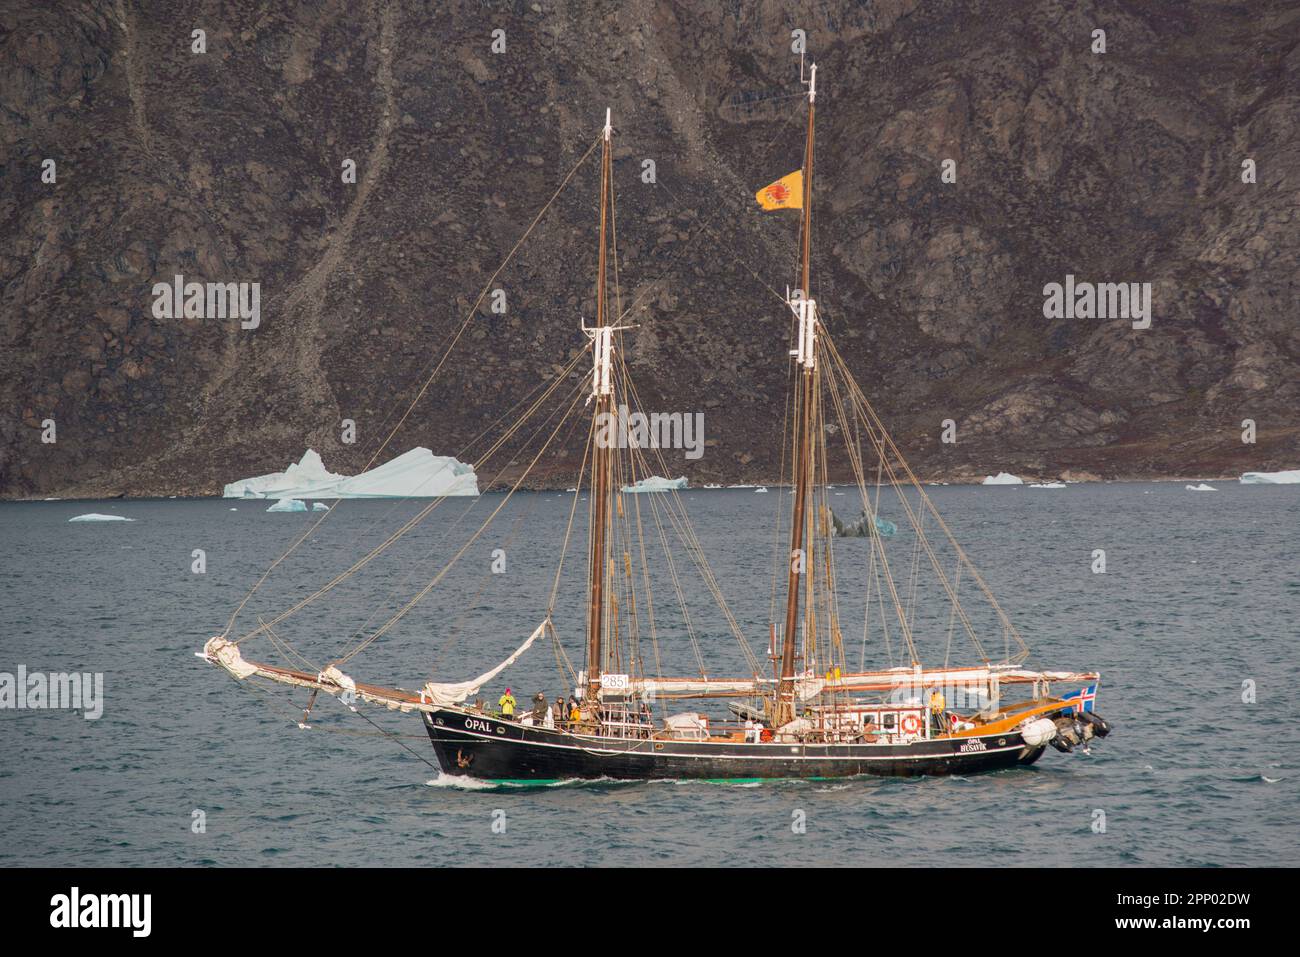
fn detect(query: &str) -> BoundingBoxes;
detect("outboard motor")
[1053,714,1082,748]
[1079,711,1111,737]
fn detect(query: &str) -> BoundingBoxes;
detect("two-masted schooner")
[202,63,1110,781]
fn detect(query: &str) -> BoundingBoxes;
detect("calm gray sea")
[1,482,1296,867]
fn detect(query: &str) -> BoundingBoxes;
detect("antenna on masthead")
[603,108,612,141]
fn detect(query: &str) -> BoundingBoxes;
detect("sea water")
[1,483,1296,866]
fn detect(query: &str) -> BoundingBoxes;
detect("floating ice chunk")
[224,447,478,499]
[1185,483,1217,492]
[754,486,769,493]
[1240,469,1300,484]
[311,502,329,511]
[1029,482,1067,489]
[266,498,308,512]
[621,476,688,493]
[68,513,134,522]
[982,472,1023,485]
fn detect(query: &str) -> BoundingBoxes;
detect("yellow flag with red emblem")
[756,170,803,211]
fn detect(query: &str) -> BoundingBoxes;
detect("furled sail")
[420,621,548,706]
[602,677,761,698]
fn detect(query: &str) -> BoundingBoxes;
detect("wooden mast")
[586,110,614,703]
[778,65,817,723]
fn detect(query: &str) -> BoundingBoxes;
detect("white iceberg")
[68,513,134,522]
[754,486,769,493]
[224,449,340,499]
[1029,482,1066,489]
[621,476,688,493]
[982,472,1023,485]
[266,498,308,512]
[1185,483,1217,492]
[312,502,330,511]
[1240,470,1300,484]
[224,447,478,499]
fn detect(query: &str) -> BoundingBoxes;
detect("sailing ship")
[201,63,1111,781]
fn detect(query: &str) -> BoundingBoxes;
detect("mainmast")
[778,65,818,723]
[585,109,615,703]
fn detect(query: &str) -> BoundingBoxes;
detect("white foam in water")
[424,773,499,790]
[224,447,478,499]
[982,472,1023,485]
[68,513,134,522]
[1240,469,1300,484]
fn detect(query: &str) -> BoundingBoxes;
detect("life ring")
[901,713,922,735]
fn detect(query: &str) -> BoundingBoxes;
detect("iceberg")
[830,509,897,538]
[982,472,1023,485]
[1240,469,1300,484]
[1185,483,1217,492]
[312,502,330,511]
[266,498,308,512]
[224,449,341,499]
[224,447,478,499]
[1029,482,1067,489]
[68,513,134,522]
[621,476,688,493]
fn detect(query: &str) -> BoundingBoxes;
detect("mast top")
[808,63,817,103]
[603,108,612,141]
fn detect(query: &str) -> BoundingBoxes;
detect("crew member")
[929,687,947,733]
[554,696,567,729]
[498,687,517,719]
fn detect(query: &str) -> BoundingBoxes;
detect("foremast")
[777,65,818,725]
[584,109,616,704]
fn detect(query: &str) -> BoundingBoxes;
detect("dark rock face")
[2,0,1297,497]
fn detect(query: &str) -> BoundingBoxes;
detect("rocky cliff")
[3,0,1298,497]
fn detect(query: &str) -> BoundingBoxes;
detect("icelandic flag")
[1063,682,1099,714]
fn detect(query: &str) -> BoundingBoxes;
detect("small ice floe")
[266,498,307,512]
[1185,483,1217,492]
[621,476,688,493]
[754,486,769,493]
[68,513,134,522]
[1240,469,1300,484]
[1029,481,1067,489]
[229,507,238,511]
[982,472,1023,485]
[311,502,329,511]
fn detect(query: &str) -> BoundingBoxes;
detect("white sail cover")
[602,677,760,698]
[204,636,258,679]
[420,621,547,706]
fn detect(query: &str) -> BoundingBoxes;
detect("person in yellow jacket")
[498,687,517,720]
[928,687,947,733]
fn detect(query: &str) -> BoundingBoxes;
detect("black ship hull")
[422,708,1044,782]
